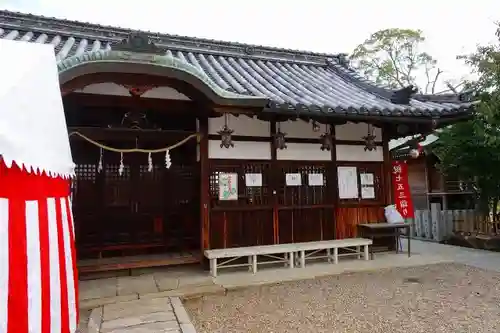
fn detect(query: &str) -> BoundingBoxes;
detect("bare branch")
[431,68,443,94]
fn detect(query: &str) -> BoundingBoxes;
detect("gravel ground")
[185,263,500,333]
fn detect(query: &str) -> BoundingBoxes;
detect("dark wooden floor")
[77,251,201,274]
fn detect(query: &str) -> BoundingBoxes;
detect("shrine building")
[0,10,474,272]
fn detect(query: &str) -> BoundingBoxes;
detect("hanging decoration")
[118,152,124,176]
[148,152,153,172]
[68,131,199,175]
[274,122,287,150]
[218,113,234,148]
[97,147,103,173]
[362,124,377,151]
[320,124,333,151]
[165,150,172,169]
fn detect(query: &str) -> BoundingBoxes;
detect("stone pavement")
[78,240,500,332]
[401,238,500,272]
[86,296,195,333]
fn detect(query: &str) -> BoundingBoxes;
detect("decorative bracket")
[113,32,165,55]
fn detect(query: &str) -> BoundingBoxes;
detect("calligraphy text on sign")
[391,161,414,219]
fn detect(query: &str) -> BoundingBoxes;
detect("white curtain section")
[0,39,74,177]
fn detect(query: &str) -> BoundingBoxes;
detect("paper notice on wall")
[286,173,302,186]
[308,173,324,186]
[338,166,359,199]
[361,186,375,199]
[219,173,238,200]
[360,173,374,185]
[245,173,262,187]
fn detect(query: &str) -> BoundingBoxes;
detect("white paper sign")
[308,173,324,186]
[361,186,375,199]
[338,166,359,199]
[360,173,374,185]
[218,173,238,200]
[286,173,302,186]
[245,173,262,187]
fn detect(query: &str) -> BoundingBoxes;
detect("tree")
[431,23,500,217]
[350,28,444,94]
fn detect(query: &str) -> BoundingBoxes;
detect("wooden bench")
[204,238,372,277]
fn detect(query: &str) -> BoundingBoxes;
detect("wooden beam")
[206,134,383,146]
[64,92,198,113]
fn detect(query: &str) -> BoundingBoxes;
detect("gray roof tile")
[0,10,474,119]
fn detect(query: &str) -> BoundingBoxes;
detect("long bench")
[204,238,372,277]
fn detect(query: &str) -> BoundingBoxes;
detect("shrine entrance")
[67,93,202,272]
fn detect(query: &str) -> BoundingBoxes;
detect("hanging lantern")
[362,124,377,151]
[409,148,420,159]
[312,120,321,132]
[218,113,234,148]
[320,124,333,151]
[274,122,287,150]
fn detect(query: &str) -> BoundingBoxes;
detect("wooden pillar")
[199,116,210,256]
[330,124,338,239]
[270,120,279,244]
[382,124,393,205]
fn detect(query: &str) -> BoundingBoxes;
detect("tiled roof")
[0,10,473,119]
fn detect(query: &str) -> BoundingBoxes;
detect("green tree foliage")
[351,28,443,93]
[432,24,500,216]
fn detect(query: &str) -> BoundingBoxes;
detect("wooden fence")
[412,203,479,242]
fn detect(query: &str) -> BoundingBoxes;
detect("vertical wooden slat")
[199,116,210,253]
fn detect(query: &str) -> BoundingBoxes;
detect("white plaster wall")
[76,83,191,100]
[277,143,331,161]
[208,140,271,159]
[336,145,384,162]
[208,115,270,137]
[278,119,326,139]
[335,122,382,141]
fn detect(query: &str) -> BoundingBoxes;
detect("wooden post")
[382,125,393,205]
[330,124,338,239]
[270,120,279,244]
[199,116,210,259]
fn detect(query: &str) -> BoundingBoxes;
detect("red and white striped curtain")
[0,160,79,333]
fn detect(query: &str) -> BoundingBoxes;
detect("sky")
[2,0,500,91]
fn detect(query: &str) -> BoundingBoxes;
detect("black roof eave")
[261,105,474,124]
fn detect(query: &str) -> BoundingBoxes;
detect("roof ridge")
[0,9,337,64]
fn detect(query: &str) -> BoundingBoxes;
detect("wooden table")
[357,223,410,258]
